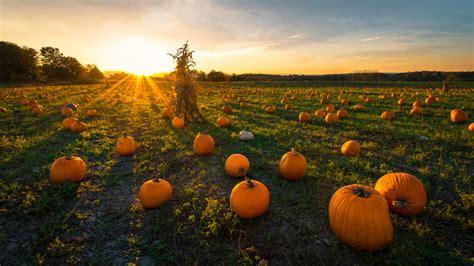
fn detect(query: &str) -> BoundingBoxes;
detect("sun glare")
[101,37,171,75]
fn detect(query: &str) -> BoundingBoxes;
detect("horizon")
[2,0,474,75]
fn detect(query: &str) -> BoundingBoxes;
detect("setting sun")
[100,37,171,75]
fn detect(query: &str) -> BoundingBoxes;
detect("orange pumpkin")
[171,117,185,129]
[381,111,396,120]
[32,105,43,114]
[450,109,468,123]
[329,184,393,251]
[337,109,348,118]
[425,96,435,105]
[0,107,6,113]
[217,116,230,127]
[86,109,97,117]
[299,111,310,122]
[325,104,335,113]
[138,178,172,209]
[410,106,422,115]
[341,140,360,156]
[413,100,422,108]
[375,173,426,216]
[50,155,87,183]
[284,103,293,111]
[315,109,326,118]
[352,104,364,110]
[71,121,87,133]
[61,107,74,117]
[325,113,339,123]
[116,134,137,156]
[223,105,233,113]
[469,122,474,131]
[193,132,214,156]
[240,102,248,108]
[265,105,276,114]
[279,148,306,180]
[397,98,407,105]
[230,178,270,219]
[225,153,250,177]
[62,117,78,130]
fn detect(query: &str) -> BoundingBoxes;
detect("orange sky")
[1,0,473,75]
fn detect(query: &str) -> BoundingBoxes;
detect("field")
[0,75,473,265]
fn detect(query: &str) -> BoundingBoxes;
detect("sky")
[1,0,473,75]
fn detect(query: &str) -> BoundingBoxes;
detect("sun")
[101,37,172,75]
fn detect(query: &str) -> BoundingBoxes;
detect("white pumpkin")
[239,130,254,141]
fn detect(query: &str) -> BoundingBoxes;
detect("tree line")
[0,41,104,82]
[165,70,474,82]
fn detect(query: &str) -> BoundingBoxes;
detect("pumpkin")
[469,122,474,131]
[0,107,6,113]
[62,108,74,117]
[450,109,468,123]
[341,99,349,105]
[375,173,426,216]
[172,117,185,129]
[329,184,393,251]
[284,103,293,111]
[225,153,250,177]
[217,116,230,127]
[397,98,406,105]
[325,104,335,113]
[239,130,254,141]
[223,105,233,113]
[279,148,306,180]
[193,132,214,156]
[341,140,360,156]
[425,96,435,105]
[265,105,276,114]
[32,105,43,114]
[116,134,137,156]
[381,111,396,120]
[315,109,326,118]
[325,113,339,123]
[410,106,422,115]
[240,102,248,108]
[162,107,173,118]
[86,110,97,117]
[71,121,87,133]
[62,117,78,130]
[299,111,310,122]
[50,155,87,183]
[413,100,422,108]
[230,178,270,219]
[365,97,374,103]
[337,109,348,118]
[138,178,172,209]
[352,104,364,110]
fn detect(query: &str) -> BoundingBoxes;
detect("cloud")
[362,36,381,42]
[289,34,303,39]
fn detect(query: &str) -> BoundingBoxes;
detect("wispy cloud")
[197,43,277,57]
[289,34,303,39]
[362,36,382,42]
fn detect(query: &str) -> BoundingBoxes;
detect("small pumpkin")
[375,173,426,216]
[230,178,270,219]
[223,105,233,113]
[240,102,248,108]
[315,109,326,118]
[325,104,335,113]
[325,113,339,123]
[265,105,276,114]
[116,134,137,156]
[352,104,364,110]
[450,109,468,123]
[239,130,254,141]
[172,117,185,129]
[71,121,87,133]
[336,109,348,118]
[341,140,360,156]
[469,122,474,131]
[86,109,97,117]
[299,111,310,122]
[62,117,78,130]
[284,103,293,111]
[50,155,87,183]
[329,184,393,251]
[61,107,74,117]
[410,106,422,115]
[225,153,250,177]
[193,132,214,156]
[279,148,306,180]
[412,100,422,108]
[138,178,172,209]
[381,111,396,120]
[217,116,230,127]
[397,98,407,105]
[425,96,435,105]
[0,107,6,113]
[32,105,43,114]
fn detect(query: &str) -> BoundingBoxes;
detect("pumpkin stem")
[392,199,408,209]
[65,154,73,160]
[123,133,128,138]
[291,148,297,155]
[352,187,370,198]
[245,177,255,188]
[153,178,160,183]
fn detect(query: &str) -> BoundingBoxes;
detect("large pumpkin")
[230,178,270,219]
[279,148,306,180]
[329,184,393,251]
[62,117,78,131]
[341,140,360,156]
[116,134,137,156]
[225,153,250,177]
[299,111,310,122]
[50,155,87,183]
[138,178,172,209]
[375,173,426,216]
[172,117,185,129]
[193,132,214,156]
[450,109,468,123]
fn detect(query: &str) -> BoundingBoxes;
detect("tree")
[0,41,39,81]
[207,70,226,81]
[40,47,85,80]
[168,42,203,121]
[85,64,105,79]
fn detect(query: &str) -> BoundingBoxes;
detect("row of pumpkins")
[50,127,424,251]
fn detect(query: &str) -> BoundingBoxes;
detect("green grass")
[0,77,473,265]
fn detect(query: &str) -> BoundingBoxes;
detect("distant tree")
[85,64,104,79]
[207,70,226,81]
[40,47,85,80]
[0,41,39,81]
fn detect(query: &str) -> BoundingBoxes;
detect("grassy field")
[0,76,473,265]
